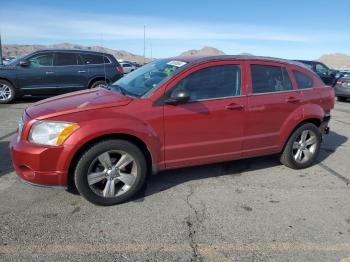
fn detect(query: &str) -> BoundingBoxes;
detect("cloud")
[0,6,307,43]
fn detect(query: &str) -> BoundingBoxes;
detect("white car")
[120,62,136,74]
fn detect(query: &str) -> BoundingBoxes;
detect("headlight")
[28,121,79,146]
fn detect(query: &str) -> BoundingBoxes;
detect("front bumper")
[10,135,69,187]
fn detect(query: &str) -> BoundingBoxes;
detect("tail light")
[336,80,343,85]
[117,66,124,74]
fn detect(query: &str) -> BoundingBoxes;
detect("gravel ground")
[0,97,350,262]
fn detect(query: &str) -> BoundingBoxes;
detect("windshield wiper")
[110,84,140,98]
[113,85,126,96]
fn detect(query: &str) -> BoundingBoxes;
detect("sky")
[0,0,349,59]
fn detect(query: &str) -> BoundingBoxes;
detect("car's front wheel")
[0,80,16,104]
[280,123,321,169]
[74,139,147,205]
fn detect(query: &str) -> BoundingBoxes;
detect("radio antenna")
[143,25,146,65]
[101,34,107,87]
[0,31,3,65]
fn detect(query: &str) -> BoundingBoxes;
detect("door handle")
[286,97,300,103]
[45,71,54,75]
[78,70,86,73]
[225,104,245,110]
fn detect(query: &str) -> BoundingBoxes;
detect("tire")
[74,139,147,206]
[337,96,347,102]
[280,123,321,169]
[90,80,108,89]
[0,79,16,104]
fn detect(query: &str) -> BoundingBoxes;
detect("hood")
[25,88,133,119]
[0,64,16,70]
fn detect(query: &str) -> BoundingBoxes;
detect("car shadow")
[133,130,347,202]
[0,141,13,177]
[317,130,348,163]
[132,155,281,202]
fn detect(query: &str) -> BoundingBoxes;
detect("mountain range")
[178,47,350,69]
[2,43,350,69]
[2,43,152,64]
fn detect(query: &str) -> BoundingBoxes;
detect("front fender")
[51,109,163,173]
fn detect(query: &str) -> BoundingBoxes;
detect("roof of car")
[295,60,314,63]
[31,49,111,56]
[169,55,311,69]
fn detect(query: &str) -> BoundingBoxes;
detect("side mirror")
[18,60,29,67]
[165,88,190,105]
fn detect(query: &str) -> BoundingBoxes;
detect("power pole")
[143,25,146,64]
[0,32,3,65]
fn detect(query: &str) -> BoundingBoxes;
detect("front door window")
[28,53,54,67]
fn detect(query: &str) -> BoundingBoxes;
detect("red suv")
[10,56,335,205]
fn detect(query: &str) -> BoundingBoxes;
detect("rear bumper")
[320,114,331,135]
[335,87,350,97]
[10,135,68,187]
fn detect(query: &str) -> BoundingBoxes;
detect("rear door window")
[250,64,293,94]
[54,53,79,66]
[293,70,313,89]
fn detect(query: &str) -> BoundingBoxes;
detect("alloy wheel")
[87,150,138,198]
[0,83,12,101]
[292,129,317,164]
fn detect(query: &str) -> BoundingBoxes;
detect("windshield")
[110,59,187,97]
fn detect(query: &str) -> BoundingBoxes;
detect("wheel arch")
[0,77,17,89]
[279,117,322,154]
[88,77,111,88]
[278,103,325,151]
[67,133,153,192]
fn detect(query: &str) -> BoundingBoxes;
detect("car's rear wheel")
[280,123,321,169]
[74,139,147,205]
[0,80,16,104]
[90,80,108,89]
[337,96,347,102]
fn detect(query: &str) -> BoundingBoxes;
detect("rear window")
[293,70,313,89]
[81,54,110,65]
[251,65,293,94]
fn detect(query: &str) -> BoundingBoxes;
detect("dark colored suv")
[295,60,338,86]
[11,55,335,205]
[0,50,124,103]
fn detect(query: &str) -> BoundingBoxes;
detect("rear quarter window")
[293,70,313,89]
